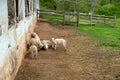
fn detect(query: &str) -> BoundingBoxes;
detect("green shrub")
[95,4,120,17]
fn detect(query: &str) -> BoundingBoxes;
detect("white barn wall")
[0,0,39,79]
[0,0,8,35]
[0,14,37,80]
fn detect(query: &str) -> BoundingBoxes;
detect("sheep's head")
[31,33,36,38]
[31,32,38,38]
[51,38,57,45]
[51,38,55,41]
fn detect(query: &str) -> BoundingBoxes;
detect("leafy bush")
[95,4,120,17]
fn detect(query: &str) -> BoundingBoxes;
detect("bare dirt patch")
[15,21,120,80]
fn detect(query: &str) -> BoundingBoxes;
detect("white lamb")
[51,38,67,51]
[31,32,40,40]
[30,32,43,49]
[30,38,43,49]
[41,40,52,50]
[29,45,38,59]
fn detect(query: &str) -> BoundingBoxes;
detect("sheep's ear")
[52,38,54,40]
[31,34,33,37]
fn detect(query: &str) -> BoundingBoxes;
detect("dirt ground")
[15,20,120,80]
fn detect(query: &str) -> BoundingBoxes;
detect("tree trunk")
[89,0,97,14]
[74,0,77,13]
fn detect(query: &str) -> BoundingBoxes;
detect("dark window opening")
[16,0,24,22]
[15,0,19,22]
[30,1,33,11]
[8,0,15,29]
[16,0,18,17]
[25,0,30,17]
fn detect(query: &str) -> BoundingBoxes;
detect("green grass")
[40,14,120,48]
[77,18,120,48]
[40,14,63,24]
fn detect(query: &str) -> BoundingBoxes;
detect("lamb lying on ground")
[51,38,67,51]
[41,40,52,50]
[28,45,38,59]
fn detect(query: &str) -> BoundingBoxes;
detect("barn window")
[15,0,26,22]
[16,0,18,17]
[15,0,20,22]
[25,0,30,16]
[30,0,33,12]
[8,0,15,29]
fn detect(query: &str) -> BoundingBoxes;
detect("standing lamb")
[30,32,43,50]
[30,38,43,49]
[31,32,40,40]
[29,45,38,59]
[51,38,67,51]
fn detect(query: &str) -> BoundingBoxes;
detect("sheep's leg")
[52,44,54,49]
[63,41,67,51]
[35,53,37,59]
[52,44,56,50]
[45,44,48,50]
[54,44,57,50]
[34,50,37,59]
[31,52,34,59]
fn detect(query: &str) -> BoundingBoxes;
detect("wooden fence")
[37,9,116,27]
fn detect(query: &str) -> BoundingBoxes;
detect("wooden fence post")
[103,16,106,25]
[89,13,92,27]
[37,9,38,20]
[77,12,79,26]
[97,15,99,23]
[62,0,65,25]
[114,16,116,28]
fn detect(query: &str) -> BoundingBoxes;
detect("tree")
[74,0,77,13]
[89,0,97,14]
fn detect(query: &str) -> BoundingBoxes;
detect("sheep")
[51,38,67,51]
[30,38,43,50]
[30,32,43,50]
[29,45,38,59]
[31,32,42,43]
[31,32,40,40]
[41,40,52,50]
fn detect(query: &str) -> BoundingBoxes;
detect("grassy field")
[77,19,120,48]
[40,14,120,49]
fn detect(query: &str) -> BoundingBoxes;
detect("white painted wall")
[0,14,37,80]
[0,0,8,34]
[0,0,39,79]
[18,0,25,19]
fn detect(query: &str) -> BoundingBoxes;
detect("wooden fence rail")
[37,9,116,27]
